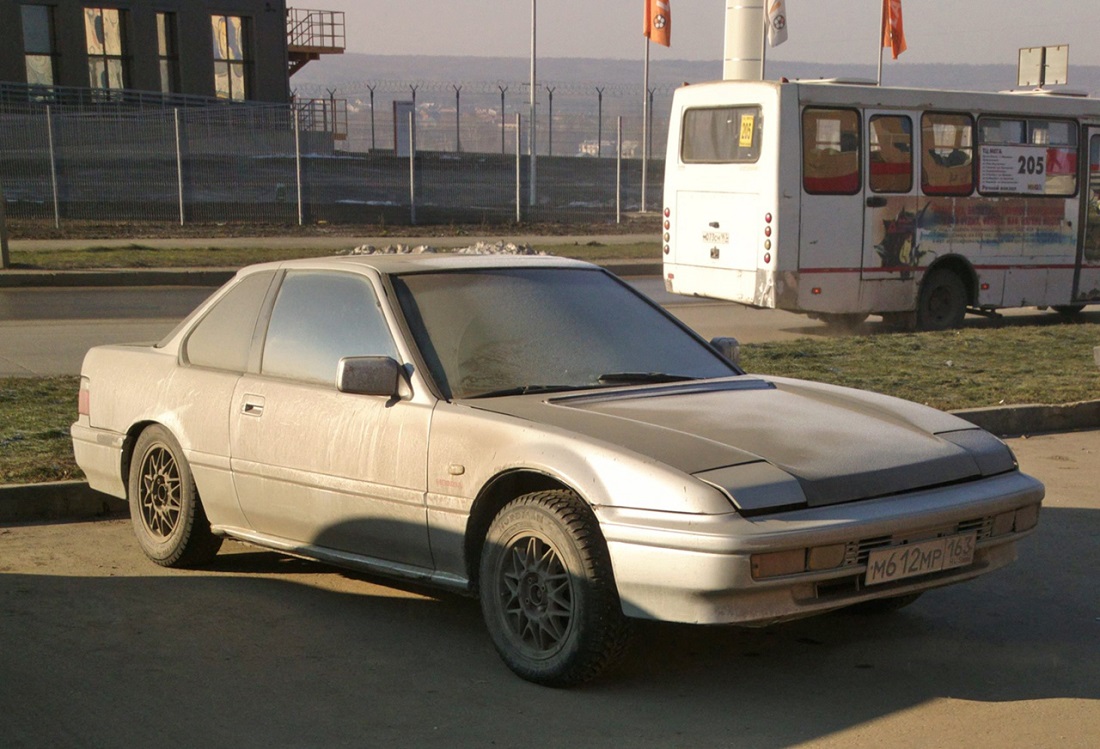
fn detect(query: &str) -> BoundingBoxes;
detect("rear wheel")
[917,268,968,330]
[1053,304,1085,317]
[129,425,222,568]
[479,490,631,686]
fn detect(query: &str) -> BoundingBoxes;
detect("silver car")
[72,255,1044,686]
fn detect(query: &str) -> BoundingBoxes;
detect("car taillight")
[78,377,90,417]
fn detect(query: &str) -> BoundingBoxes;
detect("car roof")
[237,253,597,278]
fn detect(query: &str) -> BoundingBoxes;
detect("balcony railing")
[288,8,346,53]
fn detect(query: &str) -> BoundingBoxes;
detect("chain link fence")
[0,80,671,228]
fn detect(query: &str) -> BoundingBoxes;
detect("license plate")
[865,532,977,586]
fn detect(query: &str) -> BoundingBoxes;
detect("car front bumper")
[598,470,1043,625]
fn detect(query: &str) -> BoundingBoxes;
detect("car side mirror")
[337,356,405,398]
[710,336,741,366]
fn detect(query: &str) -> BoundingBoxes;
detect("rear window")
[681,106,762,163]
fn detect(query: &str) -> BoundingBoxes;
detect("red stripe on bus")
[800,263,1099,274]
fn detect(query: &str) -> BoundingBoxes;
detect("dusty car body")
[72,255,1044,685]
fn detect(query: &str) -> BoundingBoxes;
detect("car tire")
[847,591,923,614]
[917,268,968,330]
[479,490,631,687]
[129,425,222,568]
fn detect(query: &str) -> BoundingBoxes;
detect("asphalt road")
[1,430,1097,748]
[2,282,1098,377]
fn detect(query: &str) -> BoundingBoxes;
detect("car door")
[229,269,433,568]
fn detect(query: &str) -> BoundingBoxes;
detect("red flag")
[644,0,671,47]
[882,0,907,59]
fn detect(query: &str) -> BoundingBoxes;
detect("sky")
[321,1,1100,69]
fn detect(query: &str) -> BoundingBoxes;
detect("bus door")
[861,112,921,285]
[799,107,864,276]
[1075,129,1100,302]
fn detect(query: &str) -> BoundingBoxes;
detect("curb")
[3,401,1097,525]
[0,481,126,524]
[0,261,662,288]
[952,399,1100,438]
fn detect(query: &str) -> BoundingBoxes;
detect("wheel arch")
[120,420,162,497]
[464,469,592,591]
[923,254,978,307]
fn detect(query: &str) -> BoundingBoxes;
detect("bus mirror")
[711,336,741,366]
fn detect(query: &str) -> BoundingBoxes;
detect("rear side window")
[681,106,762,163]
[261,271,398,386]
[183,271,275,371]
[802,108,861,194]
[921,112,974,195]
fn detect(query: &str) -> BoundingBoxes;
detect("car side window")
[261,271,398,386]
[183,270,276,372]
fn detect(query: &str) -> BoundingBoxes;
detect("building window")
[21,5,58,86]
[156,12,180,94]
[84,7,127,90]
[211,14,250,101]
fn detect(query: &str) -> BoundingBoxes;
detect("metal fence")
[0,80,671,227]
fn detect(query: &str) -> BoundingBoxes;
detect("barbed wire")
[292,80,678,99]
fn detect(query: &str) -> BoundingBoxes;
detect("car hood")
[467,376,1004,509]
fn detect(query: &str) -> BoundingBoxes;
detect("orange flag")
[882,0,907,59]
[644,0,671,47]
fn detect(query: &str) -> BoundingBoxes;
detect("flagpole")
[642,38,649,213]
[877,0,886,85]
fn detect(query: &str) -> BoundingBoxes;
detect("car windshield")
[391,267,739,399]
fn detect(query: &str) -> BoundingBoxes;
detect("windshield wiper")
[468,384,582,399]
[596,372,700,385]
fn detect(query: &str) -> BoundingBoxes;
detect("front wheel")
[917,268,968,330]
[129,425,222,568]
[479,490,631,686]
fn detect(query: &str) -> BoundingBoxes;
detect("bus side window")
[802,107,861,195]
[921,112,974,196]
[869,115,913,193]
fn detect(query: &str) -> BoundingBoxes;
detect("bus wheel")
[817,312,869,331]
[1053,304,1085,317]
[917,269,968,330]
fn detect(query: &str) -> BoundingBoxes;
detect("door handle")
[866,196,888,208]
[708,221,720,228]
[241,396,265,417]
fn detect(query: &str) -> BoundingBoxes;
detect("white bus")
[661,80,1100,329]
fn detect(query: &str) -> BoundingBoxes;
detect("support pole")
[409,111,416,225]
[615,116,623,225]
[0,173,10,270]
[294,108,303,226]
[174,108,185,226]
[641,40,649,213]
[515,113,522,223]
[529,0,537,206]
[46,105,60,229]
